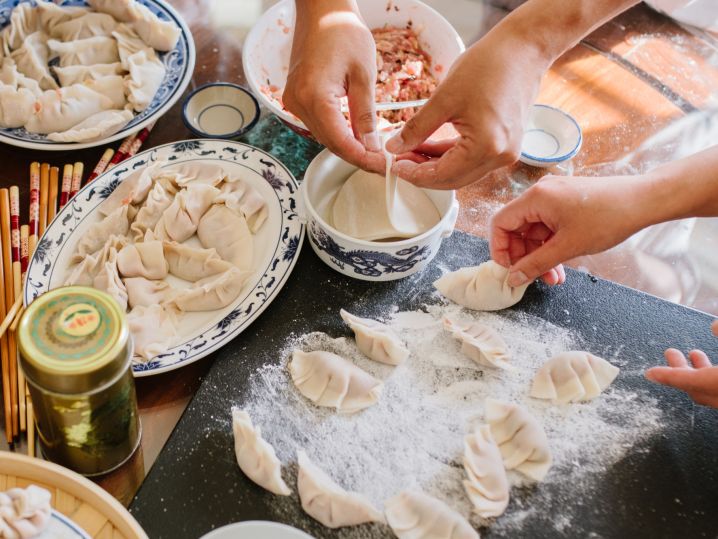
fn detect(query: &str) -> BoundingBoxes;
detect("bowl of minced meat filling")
[243,0,464,142]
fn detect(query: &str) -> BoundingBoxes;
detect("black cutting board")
[129,231,718,539]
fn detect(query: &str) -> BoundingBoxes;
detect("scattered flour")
[235,303,663,536]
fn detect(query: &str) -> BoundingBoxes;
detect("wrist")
[296,0,360,23]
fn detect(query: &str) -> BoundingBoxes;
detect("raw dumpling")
[112,23,148,70]
[444,317,516,374]
[98,159,166,217]
[196,204,253,270]
[124,48,165,112]
[214,178,269,233]
[162,241,234,282]
[25,84,115,135]
[384,491,478,539]
[51,12,117,41]
[340,309,409,366]
[153,183,219,243]
[37,1,89,35]
[531,351,620,405]
[174,267,254,312]
[128,305,181,361]
[0,85,36,129]
[65,234,129,286]
[124,277,181,315]
[83,76,128,109]
[130,182,173,242]
[288,350,383,414]
[154,162,224,188]
[484,398,552,482]
[53,62,125,87]
[232,411,291,496]
[463,425,509,518]
[297,450,385,528]
[0,485,52,539]
[87,0,134,22]
[92,247,128,310]
[69,204,135,265]
[10,32,57,91]
[116,241,168,280]
[47,109,133,143]
[48,36,120,67]
[127,2,181,51]
[434,260,530,311]
[2,3,39,51]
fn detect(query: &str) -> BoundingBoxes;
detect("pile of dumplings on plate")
[0,0,180,142]
[63,157,269,361]
[232,261,621,537]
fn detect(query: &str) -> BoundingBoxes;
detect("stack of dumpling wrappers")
[0,0,180,142]
[64,158,269,361]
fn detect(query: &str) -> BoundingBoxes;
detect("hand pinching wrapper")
[17,287,140,476]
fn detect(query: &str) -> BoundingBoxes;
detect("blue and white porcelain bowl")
[300,150,459,281]
[182,83,260,138]
[519,104,582,167]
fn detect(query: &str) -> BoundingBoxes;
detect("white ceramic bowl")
[519,104,583,167]
[243,0,465,142]
[299,149,459,281]
[199,521,314,539]
[182,83,260,138]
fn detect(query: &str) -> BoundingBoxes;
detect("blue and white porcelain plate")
[24,140,304,376]
[39,510,92,539]
[0,0,195,151]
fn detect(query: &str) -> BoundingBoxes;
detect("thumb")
[385,93,448,154]
[507,235,569,288]
[347,70,380,152]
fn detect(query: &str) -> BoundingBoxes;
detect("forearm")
[295,0,361,26]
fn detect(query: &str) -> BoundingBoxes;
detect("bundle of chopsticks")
[0,123,155,455]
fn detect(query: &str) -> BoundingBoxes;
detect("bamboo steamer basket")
[0,452,147,539]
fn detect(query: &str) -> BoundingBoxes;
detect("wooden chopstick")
[19,225,28,294]
[106,134,137,171]
[8,304,23,333]
[26,389,34,458]
[48,167,59,223]
[0,296,22,342]
[59,165,72,210]
[29,164,39,255]
[0,189,17,437]
[87,149,114,184]
[10,188,24,433]
[39,164,49,236]
[0,230,10,444]
[126,121,156,160]
[69,162,83,200]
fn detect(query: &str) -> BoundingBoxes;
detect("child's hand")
[645,321,718,408]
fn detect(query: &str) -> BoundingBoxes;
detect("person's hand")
[489,174,653,288]
[645,321,718,408]
[383,21,551,190]
[283,0,384,172]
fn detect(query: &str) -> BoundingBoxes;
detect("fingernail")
[362,132,381,152]
[508,270,530,288]
[385,131,405,154]
[644,370,657,383]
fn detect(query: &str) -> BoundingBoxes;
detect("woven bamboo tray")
[0,452,148,539]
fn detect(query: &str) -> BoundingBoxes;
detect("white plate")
[0,0,195,150]
[40,510,92,539]
[200,521,314,539]
[24,140,304,376]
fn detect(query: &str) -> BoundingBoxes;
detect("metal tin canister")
[17,286,140,476]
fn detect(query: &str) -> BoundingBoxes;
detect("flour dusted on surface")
[238,304,663,536]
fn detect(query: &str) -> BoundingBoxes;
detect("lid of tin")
[17,286,131,394]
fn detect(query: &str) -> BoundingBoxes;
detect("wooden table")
[0,0,716,509]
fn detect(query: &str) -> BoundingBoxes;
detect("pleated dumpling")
[24,84,115,135]
[50,12,117,41]
[232,411,291,496]
[127,305,181,361]
[130,182,174,242]
[531,351,619,405]
[70,203,136,266]
[52,62,124,87]
[65,234,129,286]
[154,183,219,243]
[98,159,166,218]
[127,2,181,52]
[3,3,39,51]
[82,76,128,110]
[37,1,89,34]
[47,109,133,143]
[116,240,168,280]
[340,309,409,366]
[297,450,385,528]
[87,0,134,22]
[124,48,165,112]
[174,267,255,312]
[444,317,516,375]
[288,350,383,414]
[92,247,128,310]
[0,84,39,129]
[125,277,181,312]
[112,23,148,70]
[0,485,52,539]
[162,241,234,282]
[384,491,478,539]
[47,36,120,67]
[463,425,509,518]
[214,178,268,233]
[197,203,253,270]
[155,162,225,188]
[434,261,530,311]
[484,398,552,482]
[10,32,57,91]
